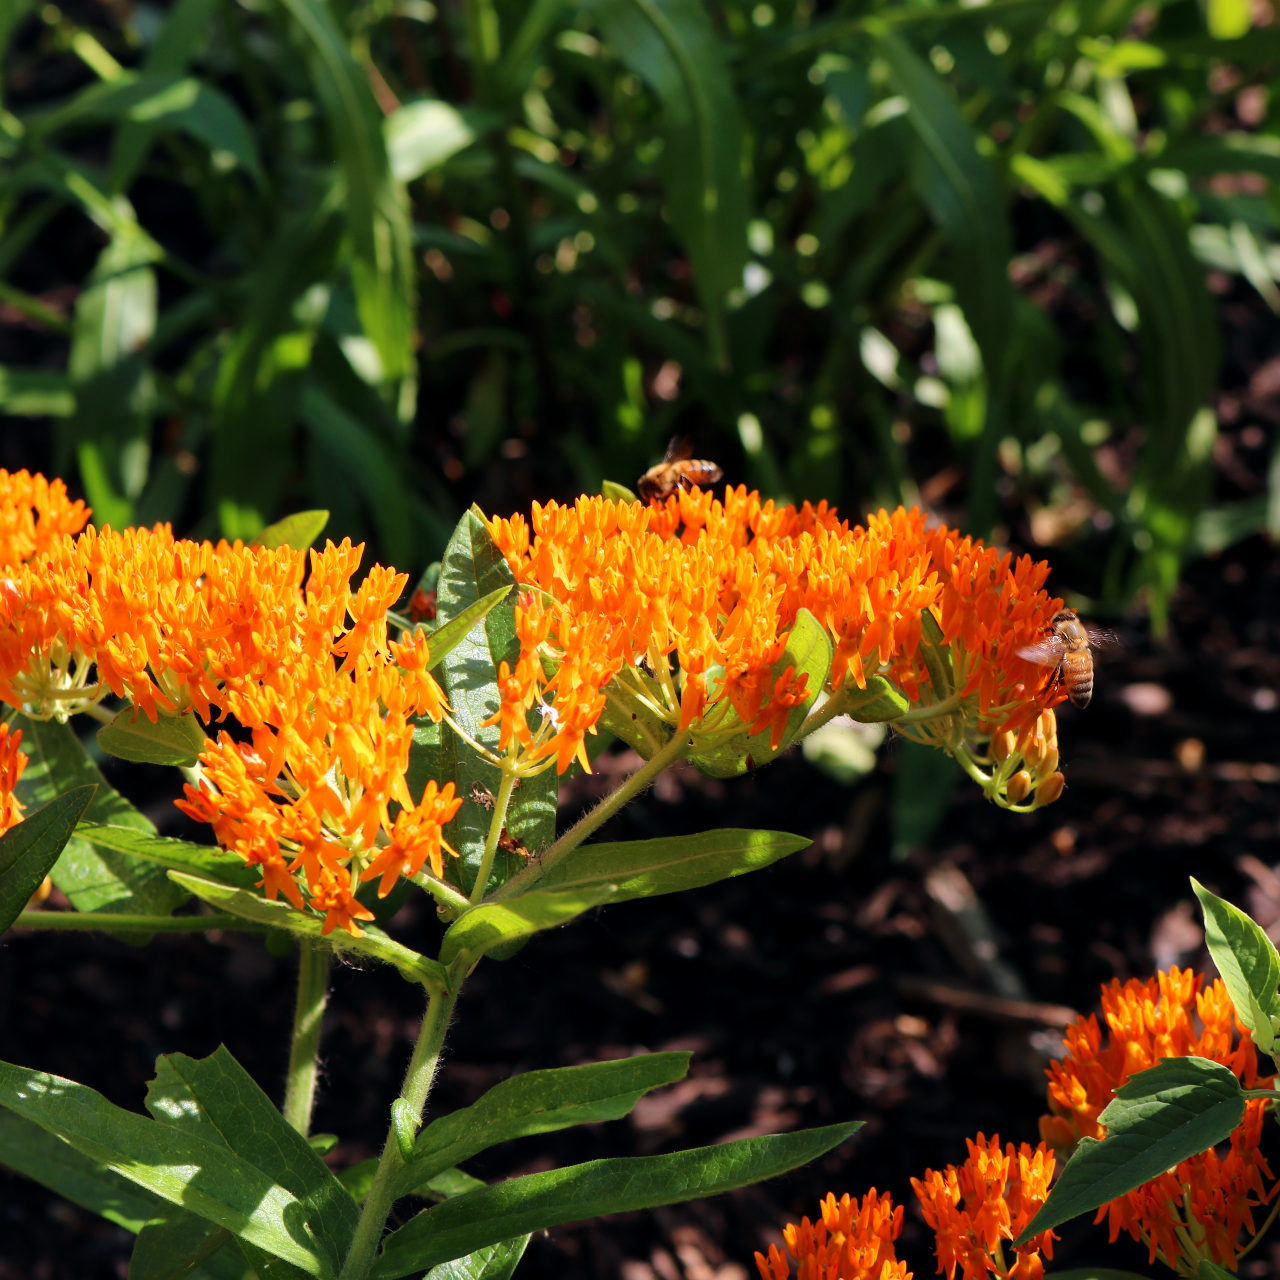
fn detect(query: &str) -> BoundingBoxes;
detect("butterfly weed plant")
[0,468,1082,1280]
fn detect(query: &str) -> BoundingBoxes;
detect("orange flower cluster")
[0,470,89,571]
[0,722,27,836]
[485,487,1066,778]
[0,470,455,936]
[755,1190,912,1280]
[911,1136,1057,1280]
[1041,968,1279,1272]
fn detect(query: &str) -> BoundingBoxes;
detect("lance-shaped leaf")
[98,707,208,768]
[0,1105,168,1233]
[373,1122,862,1279]
[14,716,188,922]
[1015,1057,1245,1245]
[439,885,617,965]
[823,676,910,725]
[430,509,556,895]
[531,829,809,904]
[251,510,331,552]
[417,585,513,671]
[75,824,260,891]
[399,1054,691,1195]
[144,1046,358,1273]
[0,785,96,935]
[129,1215,232,1280]
[690,608,832,779]
[170,872,451,993]
[423,1237,531,1280]
[0,1060,333,1275]
[1192,878,1280,1051]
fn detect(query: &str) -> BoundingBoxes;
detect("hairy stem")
[282,940,331,1137]
[13,911,264,932]
[491,728,689,901]
[339,980,462,1280]
[469,763,518,905]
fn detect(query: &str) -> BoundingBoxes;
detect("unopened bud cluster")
[982,710,1065,811]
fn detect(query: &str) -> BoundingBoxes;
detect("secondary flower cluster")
[0,474,456,936]
[755,1135,1056,1280]
[0,723,26,837]
[1041,967,1279,1272]
[0,469,89,572]
[486,488,1068,798]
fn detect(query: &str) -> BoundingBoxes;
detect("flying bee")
[637,437,723,504]
[1017,609,1118,709]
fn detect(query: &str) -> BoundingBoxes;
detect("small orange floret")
[755,1190,912,1280]
[911,1135,1056,1280]
[1042,967,1279,1272]
[0,722,26,836]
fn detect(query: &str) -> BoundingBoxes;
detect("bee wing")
[663,435,694,463]
[1016,636,1067,665]
[1085,625,1125,655]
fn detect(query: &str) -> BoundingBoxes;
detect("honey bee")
[637,437,723,504]
[1017,609,1113,709]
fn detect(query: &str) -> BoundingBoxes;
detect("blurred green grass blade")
[111,0,220,190]
[298,379,413,568]
[279,0,415,382]
[0,0,37,70]
[592,0,748,369]
[210,201,343,539]
[31,74,264,187]
[498,0,570,92]
[0,366,75,416]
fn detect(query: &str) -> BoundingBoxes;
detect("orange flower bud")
[1006,770,1032,804]
[991,730,1016,763]
[1039,746,1059,777]
[1023,732,1047,769]
[1036,771,1065,805]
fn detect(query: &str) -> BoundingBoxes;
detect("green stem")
[282,940,331,1137]
[339,980,462,1280]
[411,870,472,916]
[469,764,518,905]
[76,701,115,724]
[14,911,265,932]
[491,728,689,902]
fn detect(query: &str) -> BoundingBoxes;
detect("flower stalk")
[339,977,462,1280]
[469,761,519,904]
[282,940,331,1137]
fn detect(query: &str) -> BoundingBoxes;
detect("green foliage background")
[2,0,1278,628]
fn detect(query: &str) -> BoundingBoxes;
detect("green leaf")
[170,871,451,992]
[917,608,955,702]
[98,707,208,767]
[601,480,638,503]
[1015,1057,1245,1246]
[399,1054,691,1195]
[384,101,488,182]
[1206,0,1252,38]
[0,785,96,935]
[31,73,265,186]
[431,510,556,894]
[14,717,189,923]
[532,829,809,904]
[251,510,331,552]
[0,365,76,417]
[689,607,831,778]
[393,1098,420,1162]
[298,380,412,571]
[130,1216,233,1280]
[74,825,260,891]
[278,0,415,382]
[0,1059,334,1276]
[424,1237,531,1280]
[591,0,747,366]
[417,585,513,670]
[1192,878,1280,1050]
[373,1122,862,1279]
[0,1104,169,1233]
[144,1046,358,1274]
[439,885,617,965]
[832,676,910,724]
